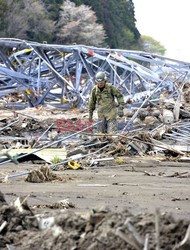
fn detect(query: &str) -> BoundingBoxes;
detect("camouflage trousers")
[97,118,117,133]
[96,106,117,133]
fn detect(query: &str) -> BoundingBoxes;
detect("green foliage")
[140,35,166,55]
[42,0,63,20]
[118,27,135,48]
[51,156,63,164]
[72,0,140,49]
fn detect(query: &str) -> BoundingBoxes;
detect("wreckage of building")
[0,38,189,108]
[0,38,190,249]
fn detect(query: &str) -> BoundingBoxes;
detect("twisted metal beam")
[0,38,189,109]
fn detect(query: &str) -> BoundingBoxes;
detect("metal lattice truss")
[0,38,190,109]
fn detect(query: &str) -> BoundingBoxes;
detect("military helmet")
[95,71,107,83]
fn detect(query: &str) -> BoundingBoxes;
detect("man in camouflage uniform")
[89,72,124,133]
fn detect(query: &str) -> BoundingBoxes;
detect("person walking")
[89,71,124,133]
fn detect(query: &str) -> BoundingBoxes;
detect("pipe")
[32,123,54,148]
[0,143,110,180]
[0,120,101,165]
[51,144,109,170]
[0,119,20,132]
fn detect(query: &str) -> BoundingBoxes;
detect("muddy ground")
[0,157,190,249]
[1,157,189,218]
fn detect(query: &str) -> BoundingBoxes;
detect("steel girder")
[0,38,190,109]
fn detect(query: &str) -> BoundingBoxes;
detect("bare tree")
[55,0,106,46]
[2,0,54,42]
[2,0,28,39]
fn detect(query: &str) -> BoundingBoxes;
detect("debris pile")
[0,38,189,109]
[35,199,75,210]
[25,165,69,183]
[0,192,190,250]
[1,39,190,250]
[1,104,190,174]
[0,192,38,248]
[0,45,190,173]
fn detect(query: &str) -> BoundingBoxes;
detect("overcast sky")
[133,0,190,62]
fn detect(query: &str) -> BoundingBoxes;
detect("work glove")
[118,106,124,118]
[89,112,93,121]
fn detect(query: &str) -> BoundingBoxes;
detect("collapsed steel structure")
[0,38,190,109]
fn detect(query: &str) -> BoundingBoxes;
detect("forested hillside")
[0,0,165,54]
[43,0,140,49]
[0,0,140,49]
[72,0,140,49]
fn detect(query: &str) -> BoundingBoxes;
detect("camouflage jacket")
[89,83,124,117]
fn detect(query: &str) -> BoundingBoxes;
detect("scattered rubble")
[1,90,190,168]
[35,199,75,210]
[0,192,190,250]
[25,165,69,183]
[0,40,190,165]
[1,39,190,250]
